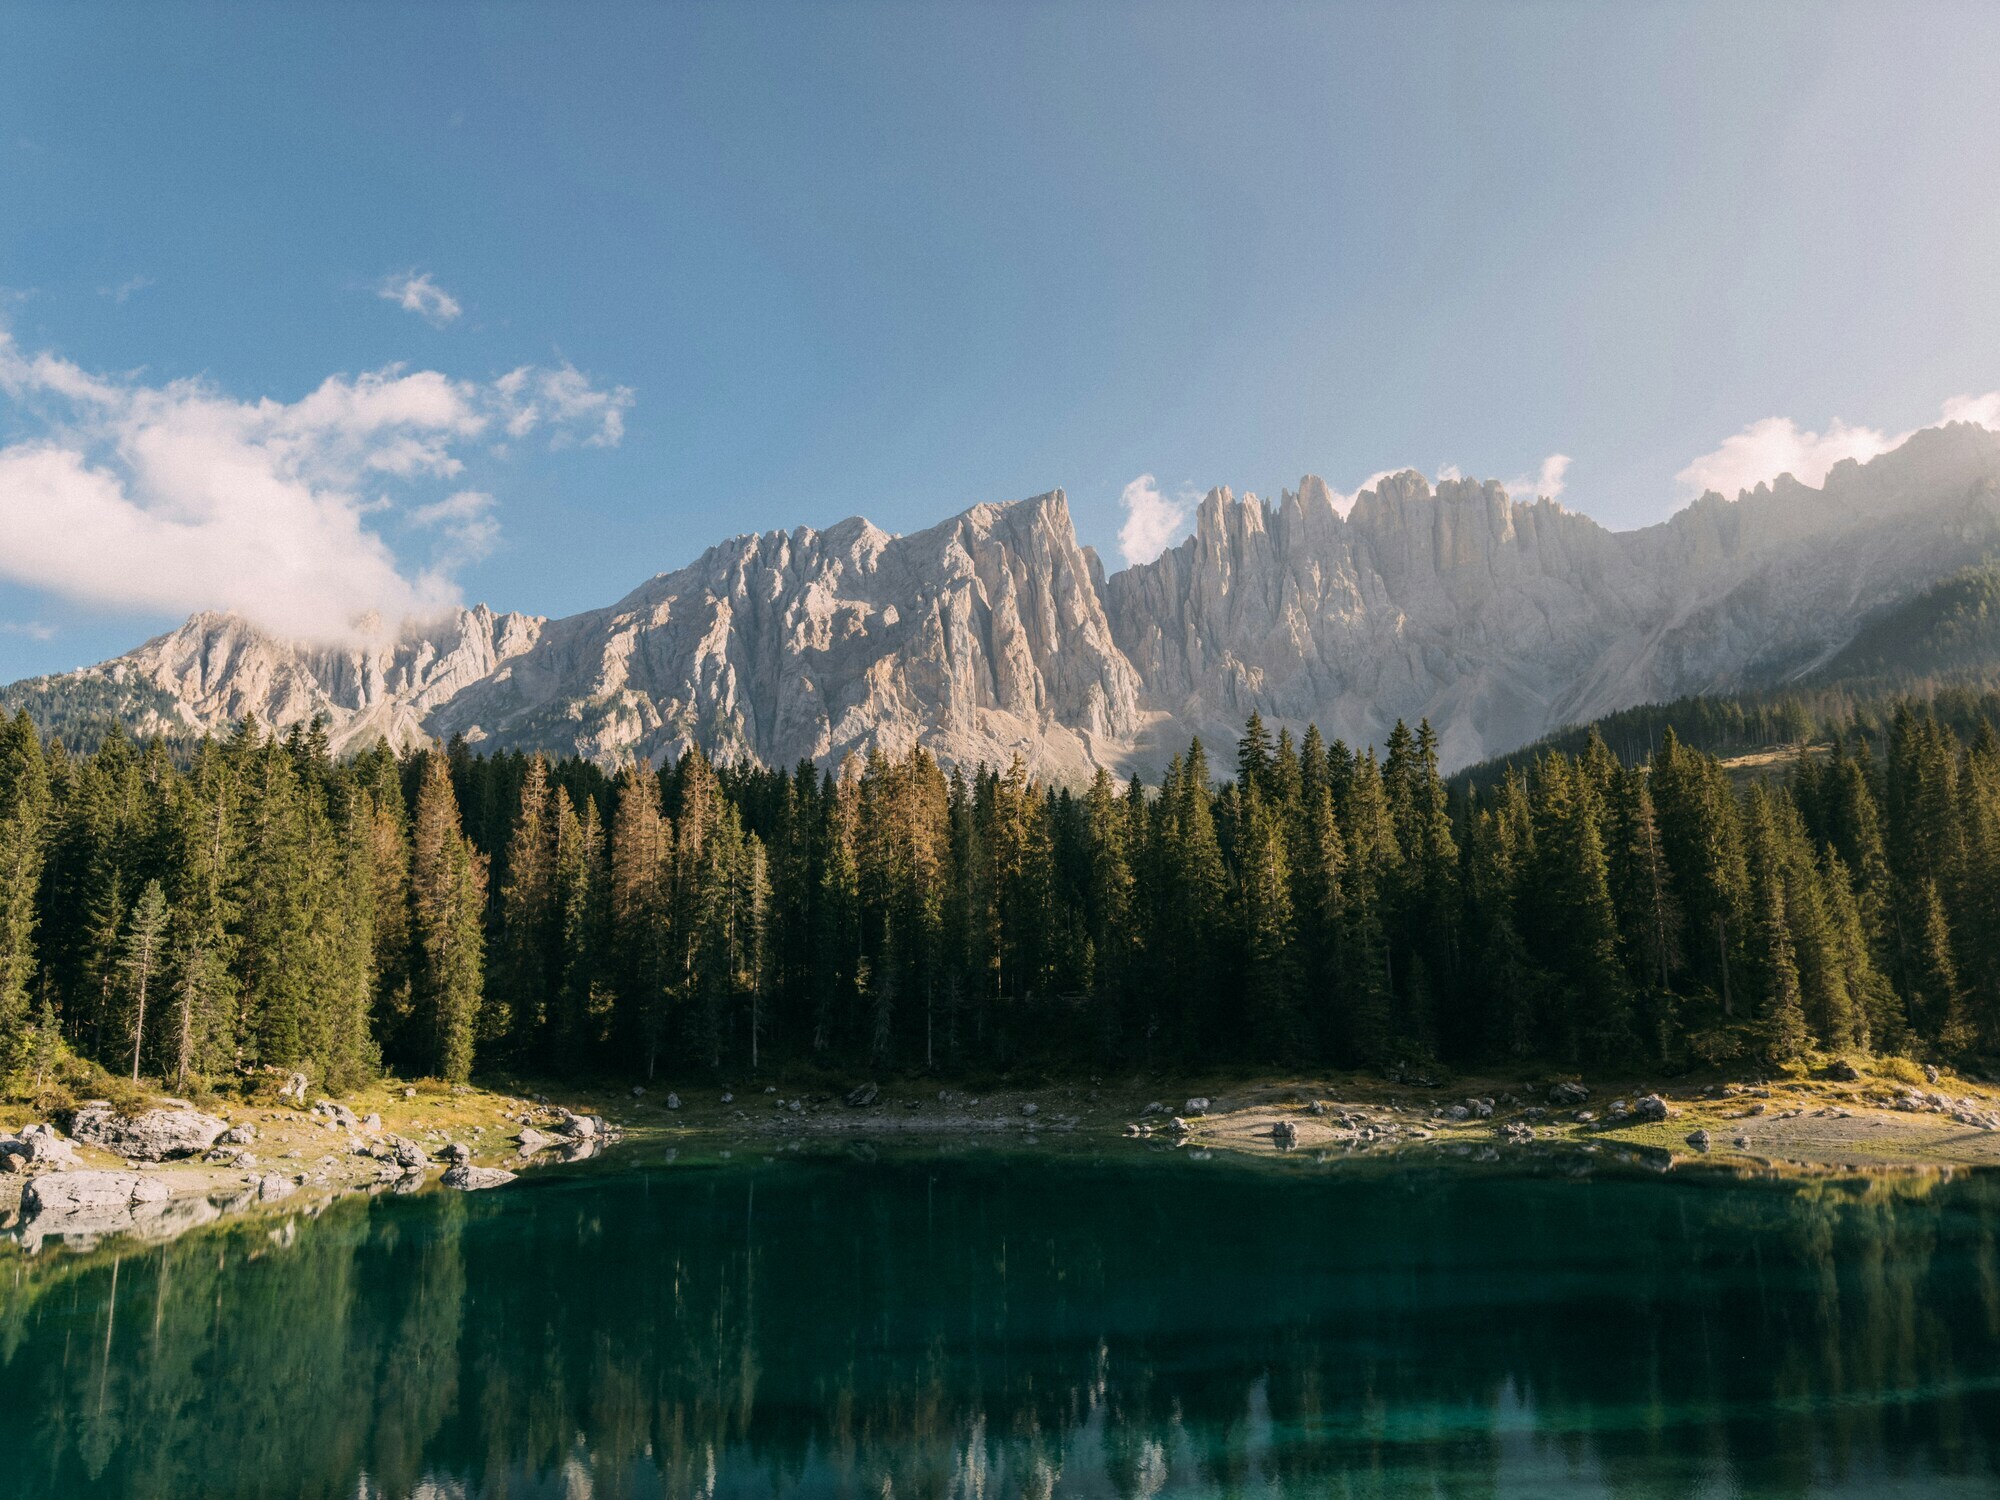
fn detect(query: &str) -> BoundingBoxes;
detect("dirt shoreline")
[7,1064,1998,1254]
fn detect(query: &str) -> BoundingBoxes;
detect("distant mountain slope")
[1810,560,2000,684]
[11,421,2000,776]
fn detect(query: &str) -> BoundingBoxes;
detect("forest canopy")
[1,700,1996,1100]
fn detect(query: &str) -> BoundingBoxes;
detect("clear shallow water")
[5,1144,2000,1499]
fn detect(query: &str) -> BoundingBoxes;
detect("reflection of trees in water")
[2,1161,2000,1498]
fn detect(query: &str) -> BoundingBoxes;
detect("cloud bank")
[378,271,463,327]
[1677,392,2000,502]
[0,332,633,642]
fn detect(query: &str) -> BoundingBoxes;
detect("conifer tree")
[411,752,486,1081]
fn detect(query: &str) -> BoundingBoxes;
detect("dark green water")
[6,1145,2000,1499]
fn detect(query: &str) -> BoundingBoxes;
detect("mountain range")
[12,421,2000,777]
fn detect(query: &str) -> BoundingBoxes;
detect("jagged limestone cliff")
[25,422,2000,774]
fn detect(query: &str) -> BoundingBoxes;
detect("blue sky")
[3,1,1999,678]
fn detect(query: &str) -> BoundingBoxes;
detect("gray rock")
[442,1164,516,1191]
[845,1083,880,1108]
[1548,1081,1590,1107]
[1020,1102,1039,1117]
[443,1143,472,1166]
[1634,1095,1670,1123]
[279,1072,309,1105]
[1184,1097,1212,1116]
[665,1092,680,1110]
[311,1099,360,1130]
[66,1103,229,1161]
[23,1169,171,1217]
[1686,1129,1712,1151]
[1824,1058,1861,1082]
[218,1123,257,1146]
[1141,1100,1170,1116]
[1272,1120,1300,1148]
[516,1127,554,1154]
[387,1136,428,1172]
[257,1173,296,1202]
[1925,1064,1941,1085]
[1444,1105,1470,1121]
[362,1114,382,1132]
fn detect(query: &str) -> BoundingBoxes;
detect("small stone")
[257,1173,296,1201]
[665,1092,680,1110]
[720,1092,734,1104]
[845,1083,880,1108]
[1021,1102,1039,1117]
[1825,1058,1862,1082]
[1272,1120,1300,1148]
[1548,1081,1590,1107]
[632,1086,646,1098]
[1634,1095,1670,1123]
[1184,1097,1212,1116]
[1686,1129,1712,1151]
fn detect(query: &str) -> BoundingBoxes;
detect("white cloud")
[0,331,632,642]
[1435,463,1463,484]
[1676,391,2000,502]
[1117,473,1196,565]
[412,488,499,566]
[0,620,55,641]
[494,363,633,448]
[1505,452,1571,503]
[377,270,462,328]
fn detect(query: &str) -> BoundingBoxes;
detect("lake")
[4,1142,2000,1498]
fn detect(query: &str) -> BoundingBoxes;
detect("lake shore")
[8,1061,2000,1253]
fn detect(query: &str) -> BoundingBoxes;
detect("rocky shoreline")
[1,1085,620,1256]
[7,1062,1999,1258]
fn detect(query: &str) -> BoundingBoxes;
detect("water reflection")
[4,1150,2000,1498]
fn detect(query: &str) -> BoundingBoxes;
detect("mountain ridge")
[12,420,2000,775]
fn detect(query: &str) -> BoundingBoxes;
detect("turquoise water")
[5,1143,2000,1498]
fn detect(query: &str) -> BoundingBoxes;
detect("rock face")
[66,1103,230,1161]
[24,422,2000,775]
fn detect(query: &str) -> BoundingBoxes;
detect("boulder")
[443,1143,472,1166]
[1686,1129,1713,1151]
[665,1092,681,1110]
[1184,1097,1212,1116]
[2,1124,81,1171]
[1634,1095,1670,1123]
[443,1164,516,1191]
[218,1123,257,1146]
[1272,1120,1300,1148]
[1547,1081,1590,1107]
[1824,1058,1862,1082]
[387,1136,429,1172]
[845,1083,881,1108]
[279,1072,309,1106]
[1020,1102,1039,1117]
[66,1103,229,1161]
[516,1127,554,1155]
[23,1169,170,1217]
[362,1114,382,1132]
[556,1109,602,1139]
[1140,1100,1170,1116]
[311,1099,360,1130]
[257,1173,296,1202]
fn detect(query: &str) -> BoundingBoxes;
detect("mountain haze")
[17,421,2000,775]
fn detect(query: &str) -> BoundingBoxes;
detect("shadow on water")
[4,1144,2000,1498]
